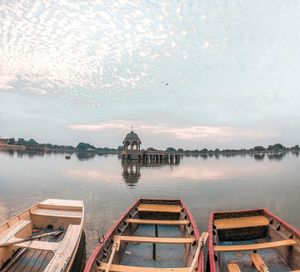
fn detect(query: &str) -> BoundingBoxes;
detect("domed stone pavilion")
[121,131,180,163]
[123,131,141,151]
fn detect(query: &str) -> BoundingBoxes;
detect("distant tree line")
[166,143,299,156]
[2,137,300,156]
[3,137,120,154]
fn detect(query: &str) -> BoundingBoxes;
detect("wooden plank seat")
[228,264,241,272]
[31,208,82,219]
[98,263,190,272]
[126,219,190,225]
[38,199,83,211]
[12,240,59,251]
[0,220,31,244]
[114,235,195,246]
[250,253,269,272]
[214,216,269,230]
[137,204,183,213]
[214,239,296,252]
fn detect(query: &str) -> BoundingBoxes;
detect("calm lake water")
[0,151,299,257]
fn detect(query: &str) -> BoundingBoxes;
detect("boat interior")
[211,209,300,272]
[0,199,83,272]
[96,199,207,272]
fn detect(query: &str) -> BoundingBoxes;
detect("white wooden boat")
[0,199,84,272]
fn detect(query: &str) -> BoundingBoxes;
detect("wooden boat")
[85,199,208,272]
[0,199,84,272]
[209,208,300,272]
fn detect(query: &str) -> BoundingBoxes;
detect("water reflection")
[267,152,285,161]
[0,151,299,258]
[121,160,180,187]
[76,152,96,160]
[122,162,141,186]
[1,149,299,161]
[254,153,265,161]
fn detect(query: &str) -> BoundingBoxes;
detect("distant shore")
[0,136,299,158]
[0,143,26,151]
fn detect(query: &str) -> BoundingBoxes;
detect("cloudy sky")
[1,0,300,149]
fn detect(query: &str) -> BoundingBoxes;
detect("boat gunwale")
[208,207,300,272]
[84,198,140,272]
[85,198,204,272]
[180,198,203,272]
[0,202,38,231]
[63,199,84,272]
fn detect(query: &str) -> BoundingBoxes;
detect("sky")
[1,0,300,149]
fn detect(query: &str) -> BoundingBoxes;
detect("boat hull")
[85,198,204,272]
[0,199,84,272]
[209,208,300,272]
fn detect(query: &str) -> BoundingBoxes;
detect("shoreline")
[0,144,26,151]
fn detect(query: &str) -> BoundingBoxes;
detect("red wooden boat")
[85,199,208,272]
[209,208,300,272]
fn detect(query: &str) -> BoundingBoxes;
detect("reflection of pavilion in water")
[122,162,141,186]
[121,160,180,186]
[121,131,180,164]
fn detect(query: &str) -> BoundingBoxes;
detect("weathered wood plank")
[37,199,83,211]
[15,240,59,251]
[21,250,43,272]
[126,219,190,225]
[228,264,241,272]
[137,204,182,213]
[38,252,54,271]
[39,199,83,207]
[43,224,81,272]
[1,230,62,247]
[214,239,296,252]
[250,253,269,272]
[214,216,269,230]
[30,250,51,272]
[13,249,37,272]
[31,208,82,219]
[98,263,190,272]
[114,235,195,244]
[0,220,31,244]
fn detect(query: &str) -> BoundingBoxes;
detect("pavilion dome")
[123,131,141,143]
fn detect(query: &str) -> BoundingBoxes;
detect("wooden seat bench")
[114,235,195,246]
[98,263,190,271]
[126,219,190,225]
[137,204,182,213]
[37,199,83,211]
[214,216,269,230]
[31,208,82,219]
[250,253,269,272]
[228,264,241,272]
[13,240,59,251]
[214,239,296,252]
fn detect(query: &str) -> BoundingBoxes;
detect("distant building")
[123,131,142,151]
[121,131,180,163]
[0,138,7,145]
[0,137,25,150]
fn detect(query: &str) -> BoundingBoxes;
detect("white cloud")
[0,74,15,91]
[0,0,191,96]
[69,120,277,141]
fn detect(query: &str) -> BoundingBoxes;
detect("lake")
[0,151,299,257]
